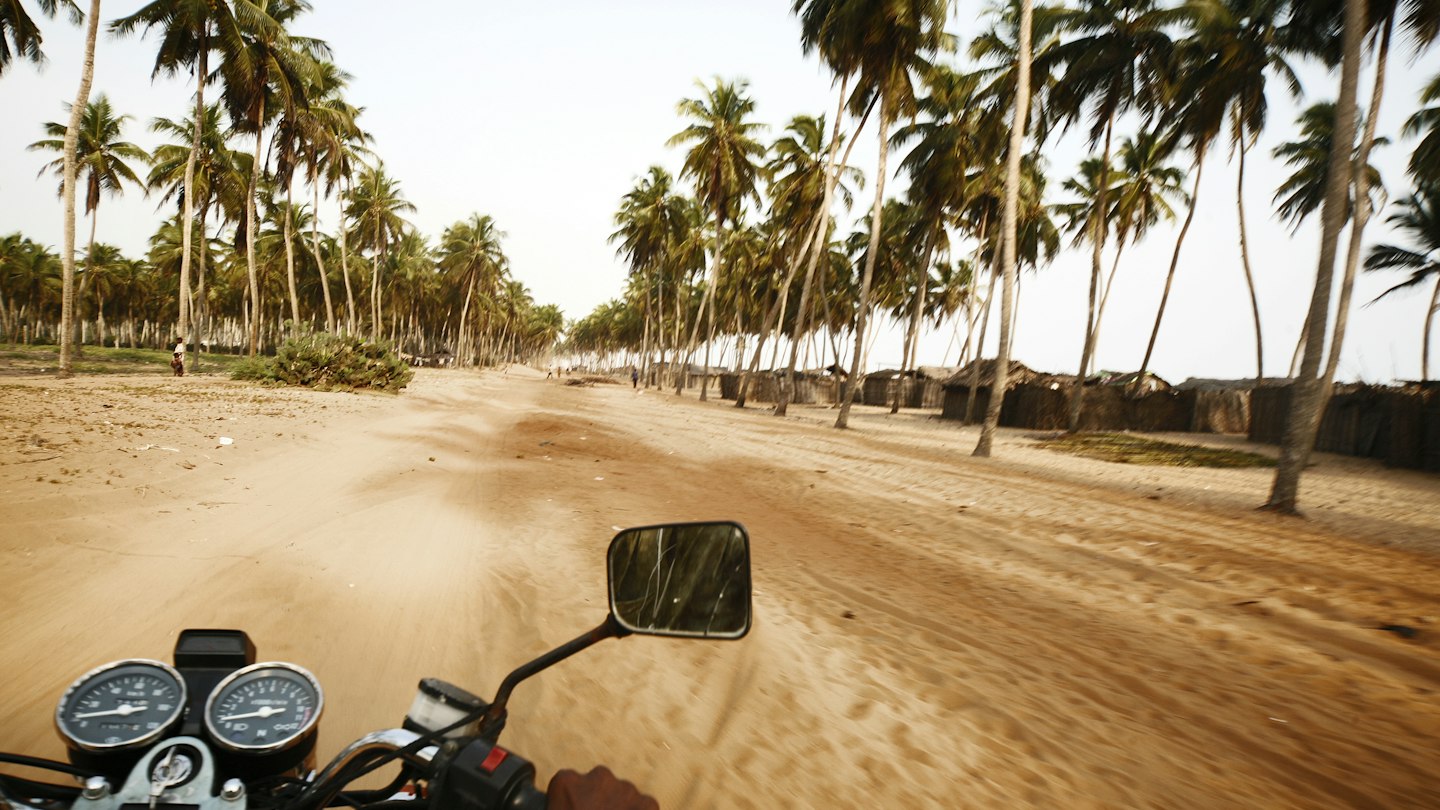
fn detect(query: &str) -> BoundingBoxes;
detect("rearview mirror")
[607,521,752,639]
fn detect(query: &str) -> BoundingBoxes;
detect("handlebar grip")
[507,781,547,809]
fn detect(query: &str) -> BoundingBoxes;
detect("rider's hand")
[546,765,658,810]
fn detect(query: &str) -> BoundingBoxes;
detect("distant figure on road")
[631,367,639,389]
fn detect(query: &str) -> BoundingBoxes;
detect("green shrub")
[230,334,414,392]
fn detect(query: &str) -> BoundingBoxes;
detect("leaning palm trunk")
[58,0,102,377]
[836,93,892,430]
[893,228,937,414]
[1323,17,1391,398]
[284,182,302,335]
[1066,118,1116,431]
[737,212,821,407]
[245,95,266,357]
[675,204,727,397]
[1266,0,1364,512]
[1136,151,1205,392]
[1235,126,1265,383]
[370,218,382,339]
[177,36,206,369]
[339,177,357,334]
[311,181,336,333]
[777,79,865,416]
[1425,278,1439,380]
[975,0,1032,457]
[964,264,999,424]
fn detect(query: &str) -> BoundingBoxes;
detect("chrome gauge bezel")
[54,659,187,753]
[203,661,324,754]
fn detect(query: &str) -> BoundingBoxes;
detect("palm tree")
[438,214,507,366]
[1411,74,1440,185]
[770,111,865,415]
[1364,186,1440,380]
[1266,0,1365,513]
[47,0,100,375]
[1047,0,1180,431]
[31,93,149,356]
[0,0,79,76]
[218,0,326,355]
[345,161,413,340]
[666,77,767,400]
[112,0,243,367]
[294,64,362,334]
[975,0,1032,456]
[611,166,692,384]
[794,0,953,430]
[148,102,249,360]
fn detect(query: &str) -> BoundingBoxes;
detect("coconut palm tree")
[31,93,150,356]
[1046,0,1180,431]
[0,0,79,75]
[31,94,150,268]
[1271,103,1386,232]
[218,0,326,355]
[769,111,865,415]
[438,213,507,366]
[611,166,692,383]
[795,0,953,429]
[345,161,413,340]
[1266,0,1365,513]
[294,66,362,334]
[1364,185,1440,380]
[112,0,244,366]
[975,0,1038,455]
[1411,74,1440,185]
[666,77,767,400]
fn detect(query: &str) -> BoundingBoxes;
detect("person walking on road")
[631,367,640,389]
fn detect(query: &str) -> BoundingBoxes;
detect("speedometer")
[204,662,323,753]
[55,660,186,752]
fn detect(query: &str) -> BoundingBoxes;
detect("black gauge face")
[205,663,322,753]
[55,660,186,752]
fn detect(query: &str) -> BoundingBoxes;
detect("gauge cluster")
[53,632,324,779]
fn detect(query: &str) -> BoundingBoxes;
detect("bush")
[230,334,414,392]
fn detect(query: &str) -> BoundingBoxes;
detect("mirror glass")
[607,522,752,639]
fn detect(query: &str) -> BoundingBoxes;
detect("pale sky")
[2,1,1437,384]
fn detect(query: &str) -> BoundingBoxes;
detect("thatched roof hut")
[942,359,1043,390]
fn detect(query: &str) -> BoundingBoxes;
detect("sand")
[1,368,1438,808]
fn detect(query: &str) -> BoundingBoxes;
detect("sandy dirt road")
[2,368,1438,808]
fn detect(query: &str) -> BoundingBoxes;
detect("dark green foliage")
[231,333,413,392]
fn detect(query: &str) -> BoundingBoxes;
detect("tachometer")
[204,662,322,753]
[55,660,186,752]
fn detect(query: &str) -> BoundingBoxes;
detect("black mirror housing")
[606,521,753,639]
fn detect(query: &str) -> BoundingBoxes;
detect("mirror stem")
[482,615,628,729]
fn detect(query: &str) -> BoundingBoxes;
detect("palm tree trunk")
[284,181,302,335]
[1323,17,1391,400]
[677,202,726,397]
[894,229,937,414]
[739,209,824,407]
[964,263,999,424]
[1425,275,1439,381]
[339,176,357,334]
[176,32,206,370]
[194,201,209,369]
[975,0,1032,456]
[1089,236,1128,375]
[1267,0,1364,512]
[370,218,382,339]
[57,0,101,377]
[1235,124,1265,383]
[311,179,336,332]
[1137,150,1205,392]
[75,206,98,354]
[836,92,892,430]
[1066,116,1116,431]
[246,94,266,357]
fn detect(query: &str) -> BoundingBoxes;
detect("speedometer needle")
[74,703,147,719]
[219,706,284,721]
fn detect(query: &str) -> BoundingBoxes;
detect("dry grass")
[1035,432,1276,468]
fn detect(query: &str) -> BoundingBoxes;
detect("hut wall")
[1249,387,1291,444]
[941,386,993,421]
[862,376,894,406]
[1250,384,1435,472]
[1191,390,1251,434]
[718,373,739,400]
